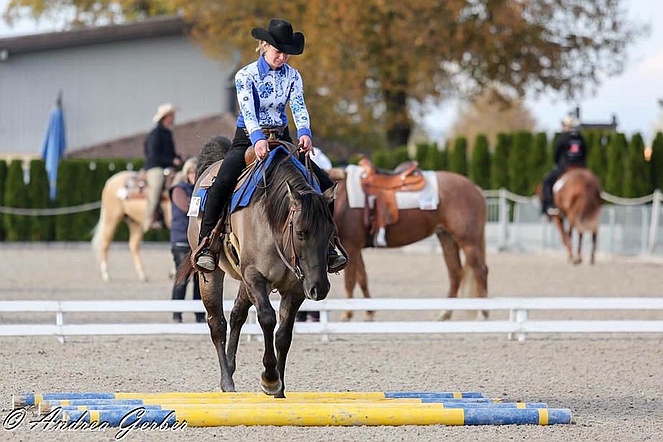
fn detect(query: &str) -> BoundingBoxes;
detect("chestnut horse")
[91,170,173,282]
[331,166,489,321]
[539,167,602,264]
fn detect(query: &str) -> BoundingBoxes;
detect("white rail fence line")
[1,298,663,343]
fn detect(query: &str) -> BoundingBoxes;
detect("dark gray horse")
[178,142,336,398]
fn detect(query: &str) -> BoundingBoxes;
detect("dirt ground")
[0,242,662,441]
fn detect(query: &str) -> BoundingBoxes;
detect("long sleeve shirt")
[235,55,312,146]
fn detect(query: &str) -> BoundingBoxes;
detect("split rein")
[250,142,321,282]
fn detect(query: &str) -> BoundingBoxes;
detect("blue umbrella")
[40,94,67,200]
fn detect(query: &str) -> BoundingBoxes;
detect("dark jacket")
[144,124,179,169]
[169,181,194,245]
[554,130,586,167]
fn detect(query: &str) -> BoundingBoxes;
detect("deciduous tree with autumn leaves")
[4,0,644,149]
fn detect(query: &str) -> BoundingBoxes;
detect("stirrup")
[191,237,217,273]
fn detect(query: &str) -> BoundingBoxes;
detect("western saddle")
[358,156,425,246]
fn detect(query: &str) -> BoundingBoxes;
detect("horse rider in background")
[541,115,587,217]
[143,103,183,231]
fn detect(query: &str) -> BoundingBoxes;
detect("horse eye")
[296,231,307,241]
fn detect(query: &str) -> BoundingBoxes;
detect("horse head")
[282,180,336,301]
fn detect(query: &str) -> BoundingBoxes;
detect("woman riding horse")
[194,18,346,274]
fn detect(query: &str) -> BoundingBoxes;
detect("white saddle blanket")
[345,165,439,210]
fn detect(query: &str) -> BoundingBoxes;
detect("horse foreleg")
[200,269,235,392]
[436,230,462,321]
[341,246,361,322]
[273,291,306,398]
[462,244,489,320]
[226,283,253,378]
[574,232,583,265]
[127,222,146,282]
[553,217,573,263]
[243,267,280,396]
[353,252,374,321]
[590,231,597,265]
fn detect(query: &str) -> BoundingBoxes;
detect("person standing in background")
[170,157,204,323]
[143,103,183,231]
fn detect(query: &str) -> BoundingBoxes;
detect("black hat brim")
[251,27,305,55]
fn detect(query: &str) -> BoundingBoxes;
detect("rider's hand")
[298,135,313,154]
[172,157,183,167]
[254,139,269,160]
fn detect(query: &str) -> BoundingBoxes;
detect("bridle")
[274,204,305,281]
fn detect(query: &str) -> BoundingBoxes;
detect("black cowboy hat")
[251,19,305,55]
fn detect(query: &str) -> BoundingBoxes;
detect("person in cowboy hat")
[194,18,347,274]
[143,103,183,231]
[540,115,587,217]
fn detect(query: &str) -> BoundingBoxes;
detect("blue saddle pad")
[195,146,321,215]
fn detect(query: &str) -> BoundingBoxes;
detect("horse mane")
[196,136,231,178]
[257,149,333,237]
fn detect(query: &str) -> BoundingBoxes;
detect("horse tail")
[175,250,194,285]
[91,206,105,261]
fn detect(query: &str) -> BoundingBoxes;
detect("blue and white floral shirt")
[235,55,312,146]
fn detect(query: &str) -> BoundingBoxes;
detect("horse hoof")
[436,311,452,321]
[101,273,110,282]
[260,378,282,396]
[364,311,375,322]
[340,311,353,322]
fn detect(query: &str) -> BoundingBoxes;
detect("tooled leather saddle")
[358,156,426,239]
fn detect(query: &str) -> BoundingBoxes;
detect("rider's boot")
[328,241,347,273]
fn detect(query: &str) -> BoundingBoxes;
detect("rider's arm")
[235,68,266,146]
[288,68,312,142]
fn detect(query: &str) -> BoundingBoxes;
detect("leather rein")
[258,139,319,282]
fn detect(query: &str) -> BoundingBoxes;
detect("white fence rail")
[2,298,663,343]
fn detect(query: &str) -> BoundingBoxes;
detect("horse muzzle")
[304,277,330,301]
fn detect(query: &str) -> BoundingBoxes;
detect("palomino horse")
[177,142,336,397]
[331,165,488,321]
[91,170,173,282]
[539,167,602,264]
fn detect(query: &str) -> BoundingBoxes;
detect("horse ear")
[286,181,302,204]
[322,182,337,203]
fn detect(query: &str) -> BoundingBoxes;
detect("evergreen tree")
[392,146,411,168]
[414,142,429,166]
[469,134,491,189]
[604,133,626,196]
[27,160,53,241]
[421,143,443,170]
[490,132,511,189]
[508,131,532,195]
[651,132,663,191]
[4,160,30,241]
[449,137,468,176]
[624,133,651,197]
[527,132,548,194]
[587,131,609,185]
[55,160,81,240]
[0,160,7,241]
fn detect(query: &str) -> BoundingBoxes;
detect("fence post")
[56,302,66,344]
[648,189,661,254]
[498,188,509,251]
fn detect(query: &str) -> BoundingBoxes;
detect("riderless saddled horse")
[177,140,337,398]
[329,157,489,321]
[91,169,175,282]
[537,167,602,264]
